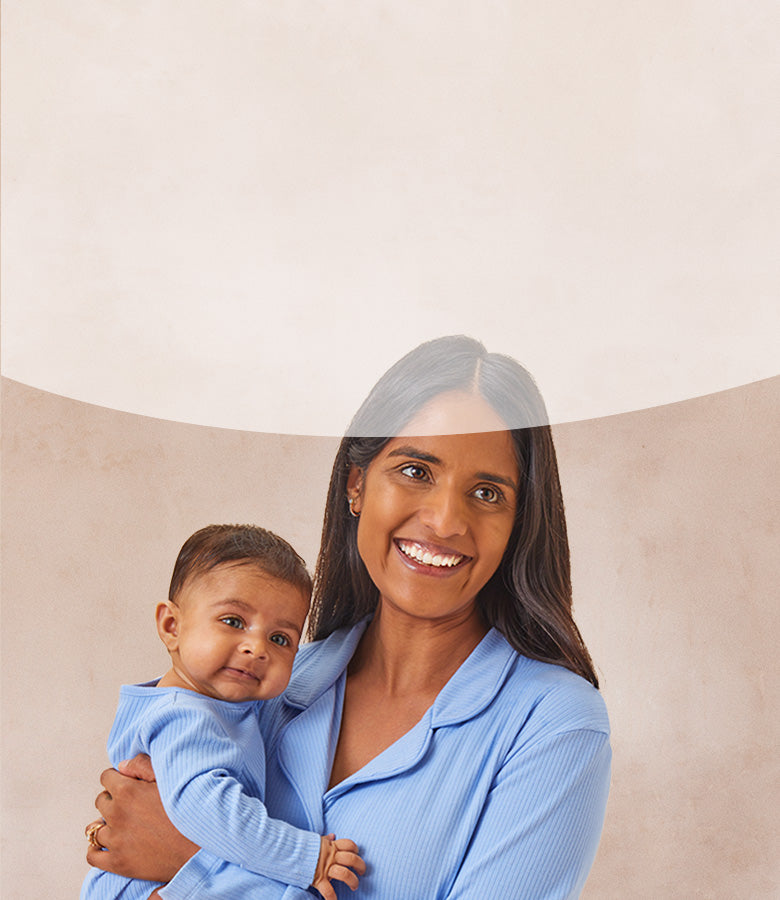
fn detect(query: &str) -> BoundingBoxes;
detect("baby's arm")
[144,697,363,892]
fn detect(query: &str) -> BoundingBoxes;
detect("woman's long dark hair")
[308,335,599,688]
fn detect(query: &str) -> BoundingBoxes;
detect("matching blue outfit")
[80,686,321,900]
[160,619,611,900]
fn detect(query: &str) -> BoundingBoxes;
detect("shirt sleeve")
[158,851,314,900]
[145,700,321,890]
[443,727,611,899]
[81,868,162,900]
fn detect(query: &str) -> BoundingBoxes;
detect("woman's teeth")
[398,541,464,568]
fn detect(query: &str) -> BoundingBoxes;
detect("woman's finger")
[101,766,137,795]
[85,818,107,849]
[95,789,113,816]
[117,753,156,782]
[85,822,112,868]
[99,767,117,791]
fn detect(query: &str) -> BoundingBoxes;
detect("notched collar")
[430,628,517,728]
[284,619,517,729]
[282,618,370,709]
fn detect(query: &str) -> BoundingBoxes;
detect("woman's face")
[348,391,519,624]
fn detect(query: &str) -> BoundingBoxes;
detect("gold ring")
[85,820,106,850]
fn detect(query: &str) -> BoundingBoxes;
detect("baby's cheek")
[280,663,295,688]
[262,664,293,699]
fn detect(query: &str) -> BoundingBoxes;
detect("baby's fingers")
[332,837,359,853]
[332,848,366,876]
[316,881,337,900]
[328,863,360,892]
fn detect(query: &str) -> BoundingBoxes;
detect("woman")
[87,335,611,899]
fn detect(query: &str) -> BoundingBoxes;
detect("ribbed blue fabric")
[161,621,611,900]
[80,686,321,900]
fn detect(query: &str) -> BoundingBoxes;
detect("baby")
[81,524,364,900]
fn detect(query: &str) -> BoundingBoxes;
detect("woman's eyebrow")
[474,471,518,492]
[386,445,441,465]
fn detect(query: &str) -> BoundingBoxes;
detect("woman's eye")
[220,616,244,630]
[474,486,502,503]
[400,464,429,481]
[269,633,290,647]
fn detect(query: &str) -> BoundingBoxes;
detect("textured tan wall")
[2,376,778,898]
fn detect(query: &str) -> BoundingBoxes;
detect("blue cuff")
[158,850,223,900]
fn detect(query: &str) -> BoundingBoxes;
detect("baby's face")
[167,562,310,702]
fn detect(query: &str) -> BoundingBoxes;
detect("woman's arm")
[87,759,198,883]
[442,728,611,899]
[87,757,350,900]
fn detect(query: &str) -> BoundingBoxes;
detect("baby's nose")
[241,634,267,657]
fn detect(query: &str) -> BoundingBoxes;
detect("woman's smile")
[394,539,470,572]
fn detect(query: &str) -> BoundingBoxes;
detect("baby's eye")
[400,464,429,481]
[473,485,502,504]
[220,616,245,630]
[269,633,290,647]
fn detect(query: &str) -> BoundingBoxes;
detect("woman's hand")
[85,754,198,882]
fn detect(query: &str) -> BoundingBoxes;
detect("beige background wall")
[2,375,778,898]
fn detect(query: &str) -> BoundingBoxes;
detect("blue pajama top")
[160,618,611,900]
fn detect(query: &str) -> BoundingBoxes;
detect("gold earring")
[348,497,360,518]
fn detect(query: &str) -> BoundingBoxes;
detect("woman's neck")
[350,601,488,698]
[327,600,489,789]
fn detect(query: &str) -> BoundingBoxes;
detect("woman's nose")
[419,485,468,538]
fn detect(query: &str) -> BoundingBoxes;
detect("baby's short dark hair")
[168,524,312,604]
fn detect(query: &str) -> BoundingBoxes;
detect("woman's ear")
[155,601,180,651]
[346,466,364,516]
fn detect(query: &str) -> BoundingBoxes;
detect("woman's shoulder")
[430,628,609,740]
[507,652,610,736]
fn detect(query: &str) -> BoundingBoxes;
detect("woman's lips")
[395,539,470,570]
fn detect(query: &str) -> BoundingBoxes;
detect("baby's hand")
[312,833,366,899]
